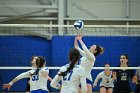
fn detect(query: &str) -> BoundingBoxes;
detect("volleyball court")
[0,24,140,93]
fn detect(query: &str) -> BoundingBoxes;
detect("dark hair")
[31,56,37,61]
[120,54,129,65]
[94,45,104,56]
[121,54,128,59]
[33,56,46,75]
[30,56,37,65]
[58,48,80,76]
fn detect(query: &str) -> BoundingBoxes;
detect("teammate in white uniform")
[93,64,116,93]
[74,34,104,93]
[51,48,87,93]
[26,56,52,93]
[2,56,50,93]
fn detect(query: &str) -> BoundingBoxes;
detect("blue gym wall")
[0,36,140,92]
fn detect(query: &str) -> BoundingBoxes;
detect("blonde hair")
[94,45,104,56]
[100,47,104,54]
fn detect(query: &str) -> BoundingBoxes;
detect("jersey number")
[63,71,73,81]
[32,75,39,81]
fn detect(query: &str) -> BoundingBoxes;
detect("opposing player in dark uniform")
[113,54,137,93]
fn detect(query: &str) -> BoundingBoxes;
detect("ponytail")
[58,48,80,76]
[32,56,46,75]
[94,45,104,56]
[67,58,77,72]
[58,58,77,76]
[33,68,40,75]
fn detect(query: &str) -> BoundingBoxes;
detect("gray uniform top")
[93,71,114,88]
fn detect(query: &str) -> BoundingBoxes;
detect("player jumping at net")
[93,64,116,93]
[2,56,51,93]
[74,34,104,93]
[51,48,87,93]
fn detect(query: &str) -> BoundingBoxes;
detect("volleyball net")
[0,24,140,92]
[0,24,140,37]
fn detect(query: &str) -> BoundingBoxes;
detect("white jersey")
[15,67,49,92]
[77,44,96,81]
[51,64,87,93]
[93,71,114,88]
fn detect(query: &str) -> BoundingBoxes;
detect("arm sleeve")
[15,70,31,80]
[93,72,102,86]
[50,75,61,89]
[77,47,86,56]
[74,37,86,56]
[79,40,95,61]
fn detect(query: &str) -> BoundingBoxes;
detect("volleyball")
[74,20,84,30]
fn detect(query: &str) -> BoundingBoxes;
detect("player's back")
[60,64,85,93]
[29,67,49,91]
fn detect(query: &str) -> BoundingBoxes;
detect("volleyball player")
[113,54,137,93]
[93,64,116,93]
[2,56,50,93]
[50,48,87,93]
[25,56,52,93]
[74,34,104,93]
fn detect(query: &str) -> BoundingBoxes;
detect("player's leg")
[106,88,113,93]
[78,87,82,93]
[78,82,92,93]
[86,78,93,93]
[87,84,92,93]
[100,86,107,93]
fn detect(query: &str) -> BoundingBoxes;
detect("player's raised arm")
[74,36,86,56]
[77,34,95,61]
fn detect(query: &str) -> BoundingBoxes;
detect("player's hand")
[77,34,83,40]
[75,36,79,40]
[112,72,116,80]
[132,76,137,83]
[2,84,11,91]
[47,77,53,81]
